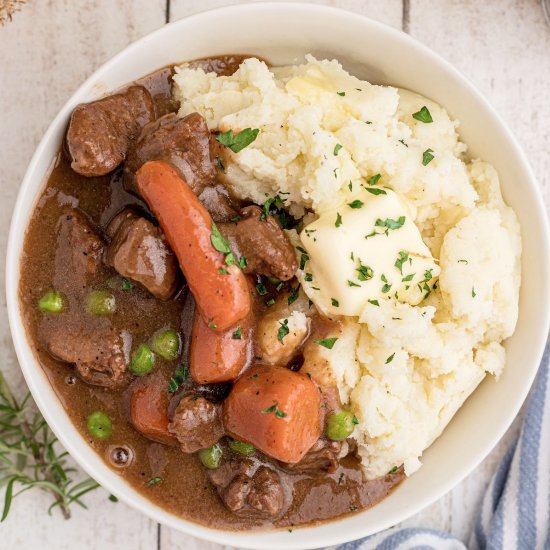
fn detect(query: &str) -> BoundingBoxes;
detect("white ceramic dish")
[6,3,550,548]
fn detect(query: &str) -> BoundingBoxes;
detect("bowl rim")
[5,2,550,548]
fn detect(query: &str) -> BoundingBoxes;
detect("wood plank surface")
[0,0,548,548]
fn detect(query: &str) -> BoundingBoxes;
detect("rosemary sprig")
[0,370,100,520]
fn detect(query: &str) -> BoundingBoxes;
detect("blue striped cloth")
[334,340,550,550]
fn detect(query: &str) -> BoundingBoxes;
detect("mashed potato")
[173,56,521,479]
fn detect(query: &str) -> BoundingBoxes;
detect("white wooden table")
[1,1,549,548]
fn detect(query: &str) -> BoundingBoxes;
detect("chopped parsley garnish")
[288,285,300,305]
[388,466,398,475]
[368,173,381,186]
[368,299,380,306]
[297,246,309,270]
[232,327,242,340]
[417,269,434,295]
[458,259,469,264]
[208,323,217,329]
[347,280,361,288]
[331,298,340,307]
[216,127,259,153]
[261,195,284,220]
[402,273,415,282]
[422,148,435,166]
[385,353,395,364]
[348,200,364,209]
[215,155,226,173]
[472,287,476,298]
[277,319,289,343]
[348,181,353,191]
[350,505,358,512]
[366,187,386,196]
[357,260,374,281]
[261,401,287,418]
[394,251,410,274]
[249,373,259,379]
[266,298,275,306]
[337,91,346,96]
[219,267,228,275]
[168,363,188,393]
[148,477,162,486]
[230,215,241,223]
[376,216,406,233]
[412,105,433,123]
[304,273,313,282]
[315,337,338,349]
[211,222,231,254]
[381,274,392,294]
[108,494,118,502]
[352,415,359,425]
[335,212,343,227]
[256,283,268,296]
[333,143,343,156]
[121,278,134,290]
[398,138,408,147]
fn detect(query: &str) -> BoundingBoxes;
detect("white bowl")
[6,3,550,548]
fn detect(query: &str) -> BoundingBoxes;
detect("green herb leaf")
[232,327,242,339]
[333,143,343,156]
[331,298,340,307]
[357,261,374,281]
[402,273,415,282]
[337,91,346,96]
[277,319,289,343]
[385,352,395,364]
[121,278,134,290]
[216,128,260,153]
[368,174,382,186]
[211,222,231,254]
[458,259,469,264]
[148,477,162,486]
[394,251,410,274]
[215,155,226,173]
[256,283,268,296]
[260,401,287,418]
[335,212,343,227]
[422,148,435,166]
[348,200,364,209]
[315,337,338,350]
[412,105,433,123]
[347,280,361,288]
[368,299,380,306]
[375,216,406,232]
[304,273,313,282]
[472,287,476,298]
[366,187,386,196]
[168,363,189,393]
[388,466,398,475]
[288,285,300,305]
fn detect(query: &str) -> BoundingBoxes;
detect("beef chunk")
[105,209,180,300]
[42,320,127,388]
[124,112,216,196]
[54,208,105,292]
[208,460,284,517]
[187,55,248,76]
[280,438,341,474]
[218,206,298,281]
[168,395,224,453]
[66,86,156,177]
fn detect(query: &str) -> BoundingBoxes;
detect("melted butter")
[299,189,439,316]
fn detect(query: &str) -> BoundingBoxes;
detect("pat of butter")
[298,189,440,316]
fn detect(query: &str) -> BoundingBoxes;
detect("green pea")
[130,343,155,376]
[86,290,116,315]
[87,411,112,440]
[229,439,256,456]
[38,289,65,313]
[151,329,180,361]
[325,410,357,441]
[198,443,222,469]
